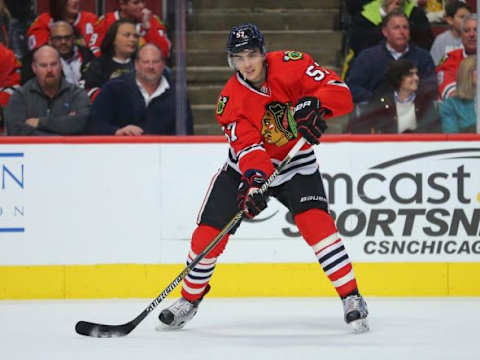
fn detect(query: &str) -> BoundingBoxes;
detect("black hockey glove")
[293,97,328,145]
[237,169,268,219]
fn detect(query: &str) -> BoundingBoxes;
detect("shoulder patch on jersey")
[95,15,105,25]
[438,55,447,66]
[283,51,303,62]
[216,95,229,115]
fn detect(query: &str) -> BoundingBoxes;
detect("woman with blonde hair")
[439,55,477,133]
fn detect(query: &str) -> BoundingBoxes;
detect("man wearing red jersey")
[27,0,98,53]
[90,0,171,59]
[436,14,477,99]
[157,24,369,334]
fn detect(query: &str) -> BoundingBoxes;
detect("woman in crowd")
[27,0,97,51]
[83,19,138,101]
[439,55,477,133]
[348,59,439,133]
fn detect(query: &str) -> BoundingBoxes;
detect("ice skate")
[342,294,369,334]
[157,285,210,330]
[157,297,199,329]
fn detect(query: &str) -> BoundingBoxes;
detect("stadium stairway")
[182,0,345,135]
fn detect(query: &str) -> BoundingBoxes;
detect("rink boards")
[0,135,479,299]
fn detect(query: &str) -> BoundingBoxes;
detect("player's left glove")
[293,97,328,145]
[237,169,268,219]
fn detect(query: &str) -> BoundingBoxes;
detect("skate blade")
[155,320,186,331]
[350,318,370,334]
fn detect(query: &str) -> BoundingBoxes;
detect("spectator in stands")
[345,0,374,15]
[5,0,36,61]
[83,19,138,101]
[348,59,439,133]
[21,21,94,86]
[0,0,10,46]
[436,13,476,99]
[342,0,433,78]
[419,1,471,23]
[88,43,193,135]
[430,1,471,65]
[90,0,171,59]
[420,0,444,23]
[27,0,97,53]
[4,45,90,135]
[346,10,437,104]
[0,41,20,132]
[439,55,476,132]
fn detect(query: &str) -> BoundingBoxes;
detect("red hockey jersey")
[27,12,98,52]
[90,11,171,59]
[216,50,353,180]
[0,43,20,108]
[435,47,467,99]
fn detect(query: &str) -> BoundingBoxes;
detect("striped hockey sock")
[312,232,358,297]
[181,249,217,302]
[181,225,229,302]
[295,209,358,298]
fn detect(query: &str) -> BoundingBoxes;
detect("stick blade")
[75,320,133,338]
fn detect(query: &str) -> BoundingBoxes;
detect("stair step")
[182,48,339,67]
[186,66,234,84]
[187,30,343,52]
[189,9,339,31]
[192,0,340,10]
[192,105,222,135]
[188,85,223,105]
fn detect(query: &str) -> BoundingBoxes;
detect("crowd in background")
[0,0,477,136]
[343,0,477,133]
[0,0,193,136]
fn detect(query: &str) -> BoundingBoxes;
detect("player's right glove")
[293,96,328,145]
[237,169,268,219]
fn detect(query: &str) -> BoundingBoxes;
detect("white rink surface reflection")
[1,297,479,360]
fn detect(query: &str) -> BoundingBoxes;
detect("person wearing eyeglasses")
[21,21,94,87]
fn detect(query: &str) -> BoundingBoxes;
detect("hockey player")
[158,24,369,333]
[89,0,171,59]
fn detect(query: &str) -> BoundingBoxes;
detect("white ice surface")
[1,297,479,360]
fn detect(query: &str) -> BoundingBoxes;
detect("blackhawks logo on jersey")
[283,51,303,62]
[216,95,229,115]
[261,102,297,146]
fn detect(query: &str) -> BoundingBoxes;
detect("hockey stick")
[75,137,308,338]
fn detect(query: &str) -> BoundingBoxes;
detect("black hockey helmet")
[226,23,266,55]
